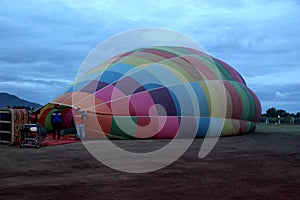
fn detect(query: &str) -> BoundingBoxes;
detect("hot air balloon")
[38,46,261,139]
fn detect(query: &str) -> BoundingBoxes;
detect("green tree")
[266,107,276,117]
[275,109,287,117]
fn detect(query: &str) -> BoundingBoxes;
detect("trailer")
[0,109,29,145]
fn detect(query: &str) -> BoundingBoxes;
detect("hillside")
[0,93,42,109]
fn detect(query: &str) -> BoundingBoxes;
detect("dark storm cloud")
[0,0,299,113]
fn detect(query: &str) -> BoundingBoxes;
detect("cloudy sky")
[0,0,299,113]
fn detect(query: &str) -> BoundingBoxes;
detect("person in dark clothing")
[51,108,63,140]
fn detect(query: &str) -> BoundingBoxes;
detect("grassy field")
[255,124,300,135]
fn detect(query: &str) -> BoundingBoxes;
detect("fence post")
[265,117,269,125]
[291,117,294,125]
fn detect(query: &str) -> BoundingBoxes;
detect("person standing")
[30,112,38,124]
[51,108,63,140]
[74,108,86,140]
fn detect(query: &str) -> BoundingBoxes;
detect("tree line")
[4,105,37,112]
[260,107,300,124]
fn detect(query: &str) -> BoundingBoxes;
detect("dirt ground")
[0,129,299,200]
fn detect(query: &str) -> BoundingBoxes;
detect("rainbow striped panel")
[44,46,261,138]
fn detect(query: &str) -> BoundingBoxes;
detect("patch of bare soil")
[0,131,299,199]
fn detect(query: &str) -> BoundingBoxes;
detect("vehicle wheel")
[35,143,40,149]
[20,143,24,148]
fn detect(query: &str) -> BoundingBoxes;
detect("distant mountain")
[0,93,42,109]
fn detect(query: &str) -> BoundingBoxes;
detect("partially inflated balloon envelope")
[49,46,261,139]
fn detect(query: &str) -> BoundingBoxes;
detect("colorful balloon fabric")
[48,46,261,139]
[37,104,74,133]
